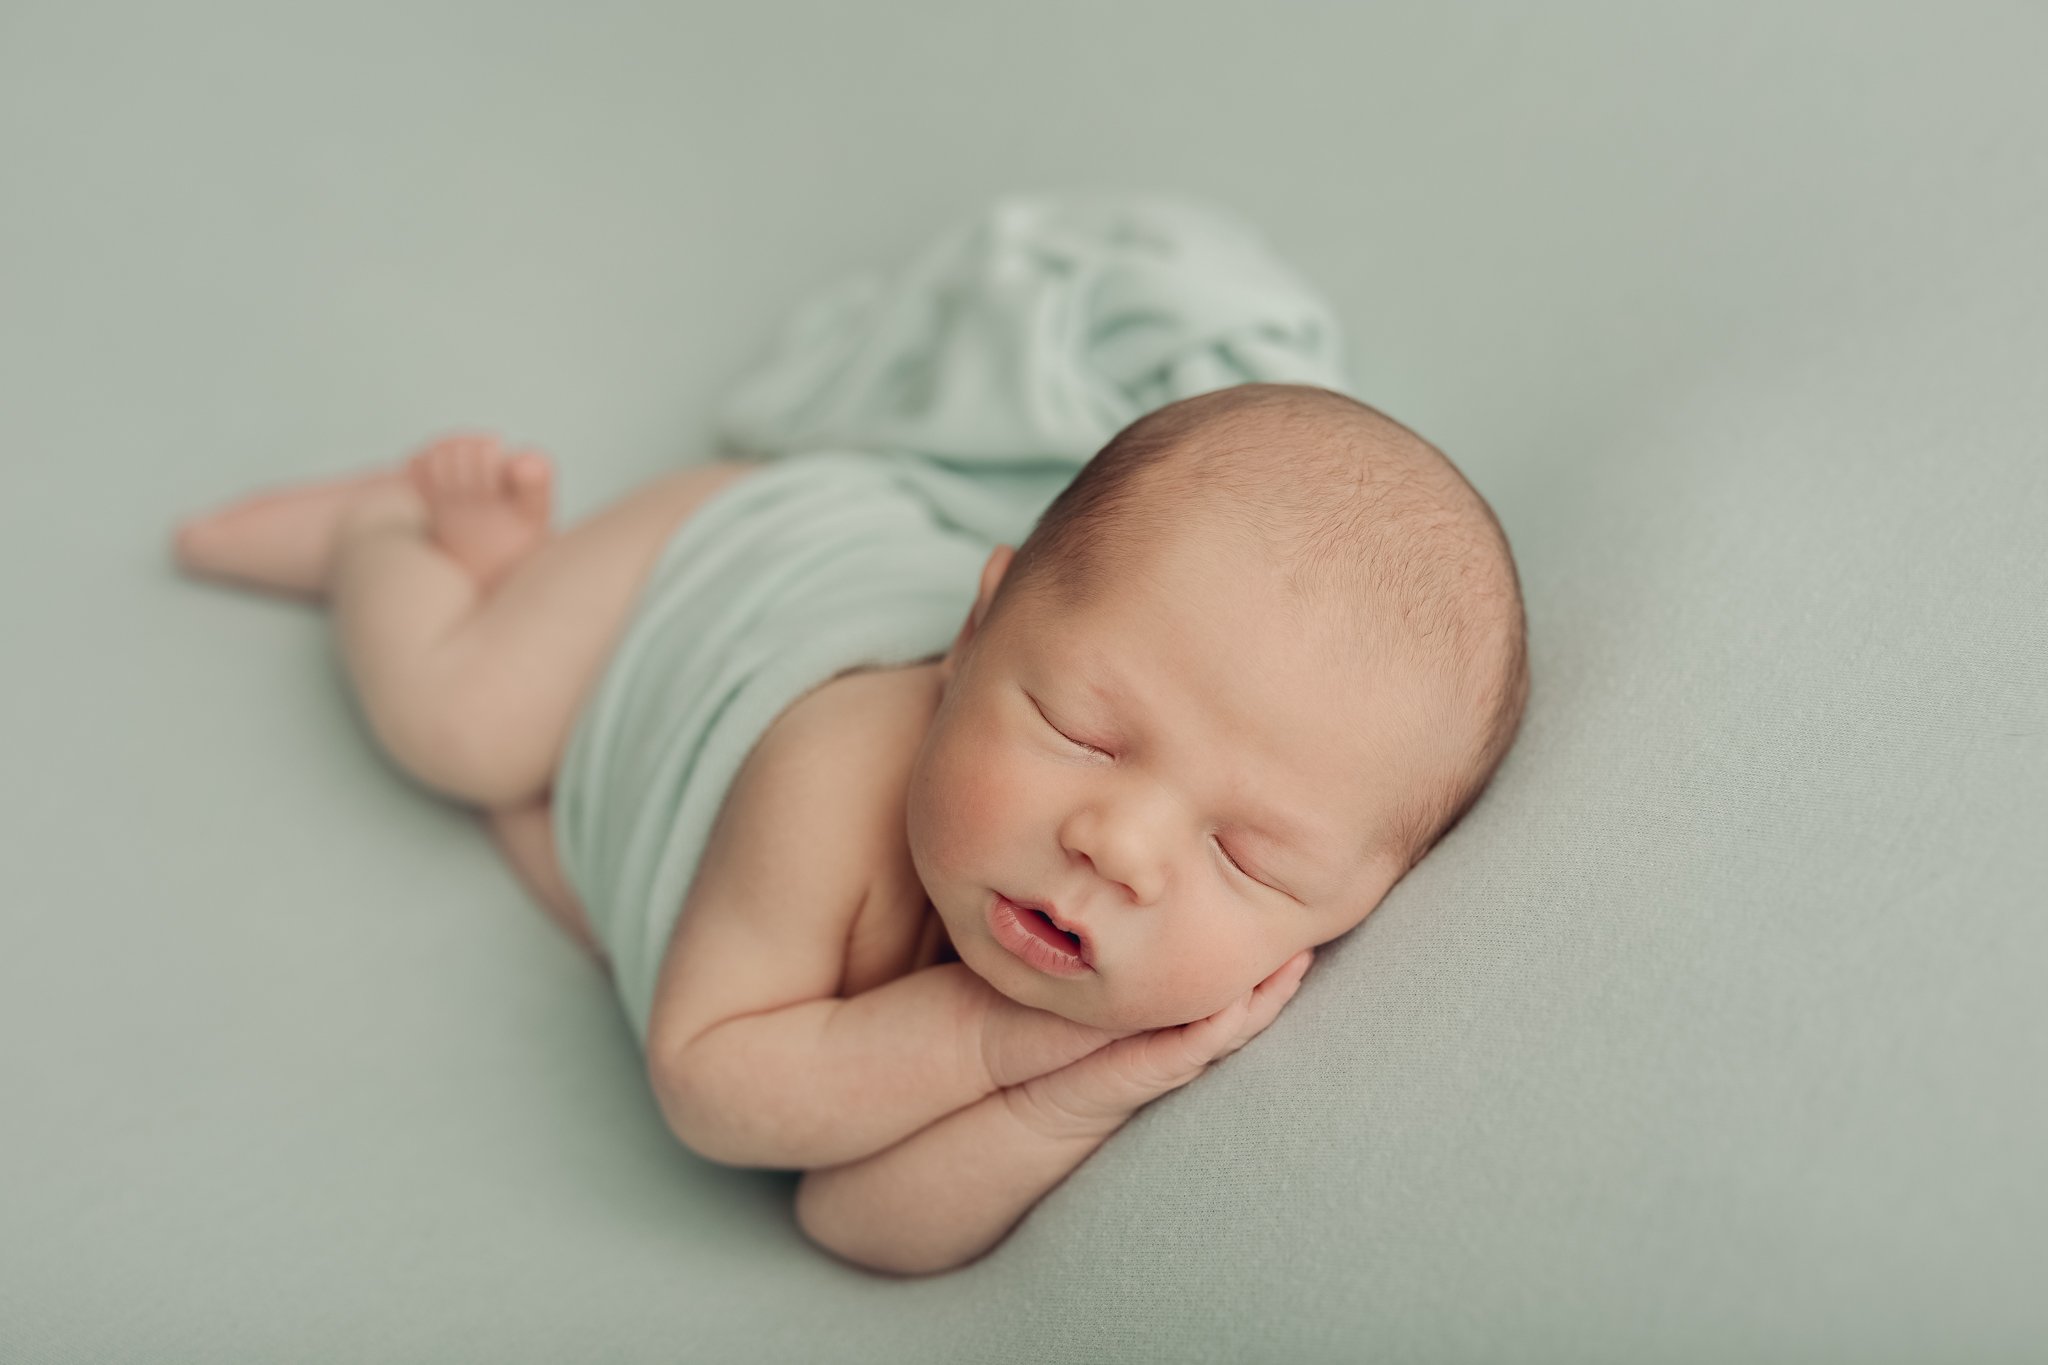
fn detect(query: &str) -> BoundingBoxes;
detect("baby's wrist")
[1001,1058,1160,1143]
[977,992,1122,1090]
[1000,1079,1134,1143]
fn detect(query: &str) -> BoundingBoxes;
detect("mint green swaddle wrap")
[551,192,1356,1051]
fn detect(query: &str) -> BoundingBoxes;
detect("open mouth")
[988,894,1094,975]
[1016,903,1083,953]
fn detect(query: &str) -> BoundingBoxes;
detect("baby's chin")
[937,891,1255,1031]
[952,942,1120,1026]
[955,951,1227,1033]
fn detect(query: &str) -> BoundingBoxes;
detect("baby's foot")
[406,432,555,592]
[171,464,412,601]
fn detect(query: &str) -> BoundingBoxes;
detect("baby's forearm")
[656,962,1000,1169]
[793,1086,1124,1276]
[791,944,1316,1272]
[659,963,1130,1171]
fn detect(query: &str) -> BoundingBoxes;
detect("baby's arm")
[657,962,1138,1170]
[649,677,1141,1172]
[793,950,1314,1276]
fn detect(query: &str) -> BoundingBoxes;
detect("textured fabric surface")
[553,193,1350,1049]
[4,3,2044,1362]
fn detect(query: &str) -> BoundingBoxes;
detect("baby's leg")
[487,795,608,970]
[324,439,754,810]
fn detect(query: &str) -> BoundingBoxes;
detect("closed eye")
[1032,697,1110,757]
[1216,839,1254,880]
[1215,837,1282,895]
[1032,692,1293,900]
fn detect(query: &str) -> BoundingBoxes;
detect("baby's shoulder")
[798,663,949,990]
[781,657,934,742]
[643,660,942,1060]
[758,661,939,815]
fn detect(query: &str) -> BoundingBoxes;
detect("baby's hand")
[975,970,1160,1090]
[999,949,1315,1141]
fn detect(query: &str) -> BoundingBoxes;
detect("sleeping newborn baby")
[170,380,1529,1276]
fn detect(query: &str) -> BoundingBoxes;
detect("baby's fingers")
[1252,948,1315,1017]
[1192,948,1315,1060]
[1085,949,1321,1103]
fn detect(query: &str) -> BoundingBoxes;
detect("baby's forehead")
[1020,574,1453,860]
[1032,599,1422,771]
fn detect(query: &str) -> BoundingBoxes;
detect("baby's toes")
[421,444,463,497]
[403,444,442,497]
[477,436,509,488]
[420,434,489,498]
[409,436,459,488]
[504,449,554,520]
[456,436,502,496]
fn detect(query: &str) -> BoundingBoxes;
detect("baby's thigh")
[485,797,605,968]
[454,461,758,806]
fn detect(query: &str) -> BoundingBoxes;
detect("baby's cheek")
[939,739,1023,864]
[1139,936,1250,1024]
[909,728,1020,885]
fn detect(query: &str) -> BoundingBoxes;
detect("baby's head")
[905,382,1530,1031]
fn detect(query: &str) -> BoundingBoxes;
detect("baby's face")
[906,517,1423,1032]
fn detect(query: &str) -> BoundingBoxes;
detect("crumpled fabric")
[716,191,1353,470]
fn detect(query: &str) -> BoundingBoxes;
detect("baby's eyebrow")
[1238,806,1318,855]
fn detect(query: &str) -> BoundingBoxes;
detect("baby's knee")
[436,702,554,808]
[374,677,550,809]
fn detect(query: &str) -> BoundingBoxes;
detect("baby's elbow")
[793,1172,986,1278]
[647,1048,753,1167]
